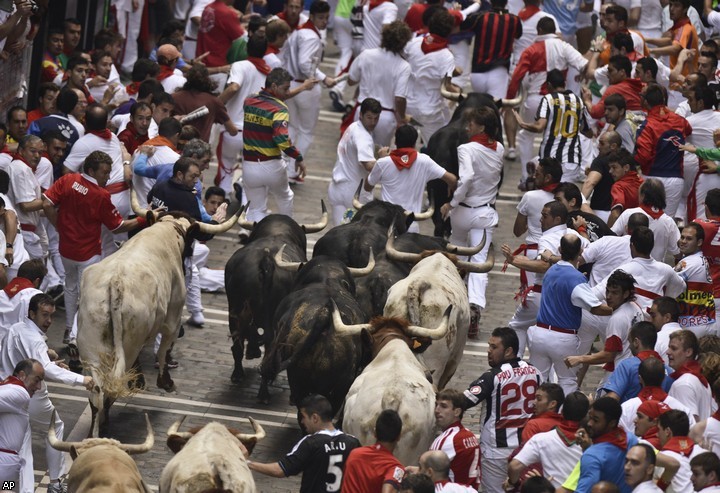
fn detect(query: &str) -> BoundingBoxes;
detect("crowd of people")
[1,0,720,490]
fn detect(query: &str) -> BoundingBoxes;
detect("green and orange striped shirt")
[242,89,303,162]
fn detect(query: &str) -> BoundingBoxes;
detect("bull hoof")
[257,389,271,405]
[245,343,261,360]
[231,366,245,383]
[157,373,176,392]
[129,373,146,390]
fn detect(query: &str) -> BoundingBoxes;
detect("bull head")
[130,187,244,235]
[385,227,495,273]
[353,181,434,220]
[166,416,266,455]
[274,244,375,277]
[237,201,328,233]
[48,411,154,455]
[331,301,452,340]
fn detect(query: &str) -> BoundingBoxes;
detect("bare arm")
[628,6,641,26]
[17,199,44,213]
[581,171,601,199]
[502,244,551,273]
[441,171,458,194]
[590,304,613,316]
[218,82,239,104]
[381,483,398,493]
[565,349,617,368]
[224,120,239,137]
[607,207,622,228]
[513,213,528,237]
[394,97,407,125]
[247,461,286,478]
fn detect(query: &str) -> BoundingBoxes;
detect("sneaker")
[288,175,305,185]
[468,303,481,340]
[47,481,67,493]
[62,330,71,344]
[505,148,517,161]
[329,90,346,112]
[154,355,179,369]
[185,312,205,328]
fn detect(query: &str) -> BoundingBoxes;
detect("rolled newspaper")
[180,106,209,123]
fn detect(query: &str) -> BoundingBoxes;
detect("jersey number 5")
[326,454,344,492]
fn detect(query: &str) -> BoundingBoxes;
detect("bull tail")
[279,302,332,372]
[406,281,431,326]
[259,249,277,335]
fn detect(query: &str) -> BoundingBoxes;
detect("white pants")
[507,289,540,358]
[449,40,471,89]
[20,389,65,492]
[216,129,243,196]
[286,82,321,156]
[517,93,543,178]
[241,159,294,222]
[328,179,373,226]
[194,242,225,292]
[528,324,580,395]
[173,0,191,19]
[470,67,509,100]
[333,16,355,96]
[448,205,497,309]
[117,0,145,73]
[678,153,699,222]
[578,311,609,356]
[481,455,510,493]
[102,190,130,258]
[0,452,22,492]
[21,229,47,260]
[651,176,684,218]
[155,258,198,353]
[561,162,584,184]
[410,110,450,146]
[62,254,101,331]
[43,219,64,288]
[693,172,720,220]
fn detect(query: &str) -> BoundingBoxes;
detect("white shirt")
[160,71,187,95]
[435,482,476,492]
[7,160,42,227]
[611,207,681,261]
[184,0,213,41]
[669,373,713,421]
[0,287,40,340]
[632,480,663,493]
[513,10,557,61]
[405,36,455,117]
[536,225,589,285]
[581,235,632,286]
[703,416,720,456]
[367,153,445,214]
[64,133,125,186]
[282,27,326,81]
[331,120,375,191]
[675,251,715,330]
[514,428,582,487]
[656,321,683,366]
[0,379,30,453]
[264,51,282,69]
[68,114,85,137]
[349,48,411,111]
[514,35,587,95]
[605,301,645,369]
[225,61,266,126]
[132,145,181,206]
[662,444,706,493]
[0,192,28,270]
[362,1,398,51]
[450,141,504,209]
[516,189,555,245]
[35,157,53,191]
[687,109,720,148]
[620,394,695,435]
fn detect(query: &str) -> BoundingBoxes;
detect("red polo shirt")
[611,171,643,211]
[342,443,405,493]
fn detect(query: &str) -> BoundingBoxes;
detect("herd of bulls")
[63,93,507,491]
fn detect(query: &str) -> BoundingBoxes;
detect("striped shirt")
[242,89,302,162]
[536,90,585,165]
[462,10,521,73]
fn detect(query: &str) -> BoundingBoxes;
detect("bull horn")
[385,226,421,264]
[406,305,452,340]
[237,203,255,230]
[47,410,79,452]
[130,187,150,218]
[121,413,155,455]
[352,181,364,210]
[235,416,266,442]
[195,204,245,235]
[167,416,193,440]
[274,244,304,271]
[412,202,434,221]
[346,248,374,277]
[501,84,525,108]
[331,300,372,335]
[300,200,329,234]
[440,85,462,102]
[457,243,495,273]
[446,230,486,256]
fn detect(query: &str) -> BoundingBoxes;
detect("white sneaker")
[505,148,517,160]
[48,481,67,493]
[186,312,205,327]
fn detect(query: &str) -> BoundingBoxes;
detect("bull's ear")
[243,437,258,456]
[404,212,415,231]
[145,211,156,226]
[70,445,79,460]
[166,436,187,454]
[360,329,373,365]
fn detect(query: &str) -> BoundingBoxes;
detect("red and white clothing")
[0,376,30,488]
[182,0,213,59]
[581,235,632,287]
[328,120,375,226]
[514,427,582,488]
[619,388,694,435]
[0,191,29,280]
[0,278,40,335]
[511,6,557,68]
[348,47,411,147]
[361,0,398,51]
[661,439,707,493]
[603,300,644,373]
[610,207,681,261]
[264,46,283,69]
[448,137,504,310]
[686,109,720,221]
[405,35,455,144]
[8,158,45,260]
[430,422,480,489]
[342,443,405,493]
[611,172,643,213]
[196,0,245,67]
[158,68,186,95]
[655,321,683,366]
[698,220,720,315]
[669,367,713,421]
[114,0,145,73]
[675,251,716,337]
[434,480,477,492]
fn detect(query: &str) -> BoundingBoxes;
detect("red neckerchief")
[640,204,664,220]
[542,183,558,193]
[156,64,176,82]
[638,386,669,402]
[390,148,418,170]
[663,436,695,457]
[0,375,28,393]
[421,34,449,54]
[713,408,720,421]
[144,135,178,152]
[671,359,709,388]
[299,20,320,37]
[265,45,280,55]
[470,133,497,151]
[88,128,113,140]
[0,145,11,155]
[642,427,662,449]
[247,56,271,75]
[638,350,664,362]
[278,11,300,29]
[518,4,540,21]
[672,17,691,31]
[2,277,33,299]
[593,427,628,451]
[556,420,579,444]
[368,0,389,10]
[126,81,140,96]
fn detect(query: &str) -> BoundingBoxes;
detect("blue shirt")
[542,0,594,36]
[576,431,638,493]
[602,354,674,402]
[537,262,589,331]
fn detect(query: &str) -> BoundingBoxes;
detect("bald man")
[417,451,476,492]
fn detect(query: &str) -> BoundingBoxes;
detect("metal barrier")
[0,42,32,118]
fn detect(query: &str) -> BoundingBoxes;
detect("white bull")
[47,411,154,492]
[383,232,495,389]
[160,417,265,493]
[333,304,452,465]
[79,191,241,436]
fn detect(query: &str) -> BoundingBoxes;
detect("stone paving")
[27,55,609,492]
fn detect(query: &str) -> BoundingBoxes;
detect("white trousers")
[21,229,47,260]
[102,190,130,258]
[328,179,373,226]
[20,389,65,492]
[42,219,64,288]
[241,159,294,222]
[693,172,720,220]
[507,289,540,358]
[448,205,497,309]
[117,0,145,73]
[651,176,684,218]
[63,254,101,331]
[677,153,699,222]
[411,110,450,146]
[286,82,321,156]
[528,324,580,395]
[517,93,543,178]
[333,16,355,95]
[0,452,22,492]
[194,242,225,292]
[173,0,191,19]
[481,455,509,493]
[470,67,509,100]
[449,40,471,89]
[217,130,243,196]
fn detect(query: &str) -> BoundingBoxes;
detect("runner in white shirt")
[441,107,503,331]
[667,330,714,421]
[182,0,213,60]
[362,0,398,51]
[624,444,664,493]
[328,98,382,226]
[366,125,454,233]
[8,136,46,260]
[690,452,720,493]
[689,381,720,456]
[0,191,29,281]
[649,297,684,366]
[404,10,456,145]
[348,21,412,147]
[156,44,187,95]
[659,409,707,493]
[0,259,44,333]
[0,359,44,492]
[131,118,182,205]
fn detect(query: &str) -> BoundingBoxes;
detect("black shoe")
[329,90,346,112]
[68,359,83,374]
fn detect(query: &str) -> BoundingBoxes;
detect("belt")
[636,287,661,300]
[531,285,542,293]
[537,321,576,335]
[243,155,280,163]
[459,202,490,209]
[20,224,36,232]
[105,181,130,194]
[0,448,17,455]
[381,106,394,112]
